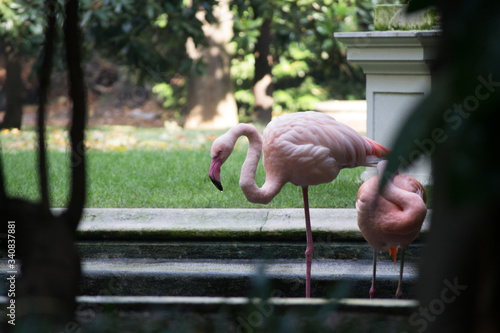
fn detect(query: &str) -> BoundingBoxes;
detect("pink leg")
[302,186,313,298]
[370,249,377,299]
[395,249,405,299]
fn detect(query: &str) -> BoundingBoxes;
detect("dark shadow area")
[1,0,87,330]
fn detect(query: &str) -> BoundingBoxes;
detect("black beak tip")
[210,178,223,192]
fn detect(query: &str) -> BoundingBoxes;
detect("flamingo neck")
[380,177,425,215]
[376,162,411,210]
[380,179,409,209]
[230,124,282,204]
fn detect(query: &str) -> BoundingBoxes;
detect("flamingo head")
[209,135,234,192]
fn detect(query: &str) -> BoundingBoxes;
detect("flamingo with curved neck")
[356,160,427,299]
[209,111,390,297]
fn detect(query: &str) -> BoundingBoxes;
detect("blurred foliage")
[1,0,400,121]
[1,0,214,124]
[274,76,328,113]
[230,0,386,120]
[80,0,215,83]
[0,0,48,55]
[152,78,186,119]
[0,0,213,80]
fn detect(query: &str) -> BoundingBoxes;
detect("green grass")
[2,148,364,208]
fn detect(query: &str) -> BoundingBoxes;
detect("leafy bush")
[231,0,381,120]
[273,77,327,115]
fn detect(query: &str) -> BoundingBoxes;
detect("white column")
[334,30,441,185]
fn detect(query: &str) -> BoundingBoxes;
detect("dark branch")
[37,0,57,217]
[63,0,87,232]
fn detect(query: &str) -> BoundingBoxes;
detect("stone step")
[76,258,418,299]
[0,258,418,299]
[0,208,428,331]
[73,208,431,242]
[71,208,428,261]
[0,296,419,332]
[77,240,425,261]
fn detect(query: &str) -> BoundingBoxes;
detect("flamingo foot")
[369,283,376,299]
[395,285,403,299]
[389,247,398,265]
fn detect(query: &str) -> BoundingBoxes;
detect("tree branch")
[37,0,57,217]
[63,0,87,232]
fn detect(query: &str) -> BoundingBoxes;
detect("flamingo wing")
[263,112,386,186]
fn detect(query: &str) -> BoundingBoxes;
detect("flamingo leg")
[370,249,377,299]
[395,249,405,299]
[302,186,313,298]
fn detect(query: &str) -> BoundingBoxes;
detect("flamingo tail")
[364,137,391,165]
[389,247,398,265]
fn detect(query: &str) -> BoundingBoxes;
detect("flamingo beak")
[209,155,223,191]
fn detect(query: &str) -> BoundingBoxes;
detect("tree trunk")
[252,14,274,124]
[184,0,238,129]
[2,42,24,129]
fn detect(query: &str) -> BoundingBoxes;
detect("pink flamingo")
[356,160,427,299]
[209,111,390,298]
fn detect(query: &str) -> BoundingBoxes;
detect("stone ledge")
[0,258,420,298]
[59,208,432,241]
[73,295,419,314]
[334,30,441,68]
[74,241,425,261]
[77,258,418,277]
[76,258,419,298]
[0,295,420,332]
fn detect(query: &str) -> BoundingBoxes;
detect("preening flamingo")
[356,160,427,299]
[209,111,390,298]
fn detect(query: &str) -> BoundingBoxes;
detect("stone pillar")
[335,7,440,185]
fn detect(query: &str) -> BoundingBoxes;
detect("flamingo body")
[356,161,427,298]
[356,163,427,252]
[209,111,390,297]
[262,112,387,187]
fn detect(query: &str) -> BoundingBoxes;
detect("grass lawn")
[2,146,364,209]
